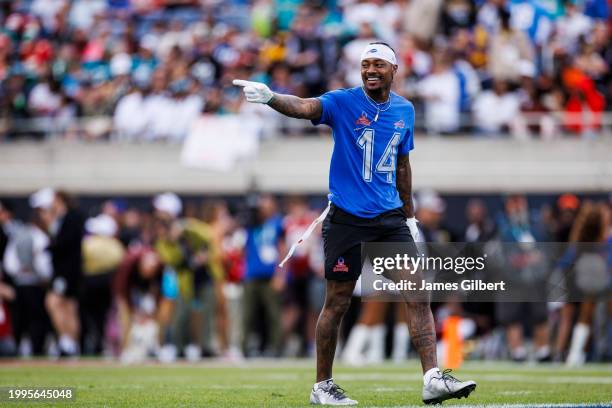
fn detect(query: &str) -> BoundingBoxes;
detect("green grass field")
[0,360,610,407]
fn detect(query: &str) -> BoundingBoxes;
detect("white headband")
[360,43,397,66]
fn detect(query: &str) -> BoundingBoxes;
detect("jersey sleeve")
[398,102,415,156]
[311,89,346,127]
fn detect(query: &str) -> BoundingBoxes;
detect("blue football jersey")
[312,87,415,218]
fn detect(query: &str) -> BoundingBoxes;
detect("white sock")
[342,324,369,364]
[567,322,590,362]
[423,367,441,385]
[392,323,410,363]
[366,324,386,364]
[315,378,333,390]
[59,335,77,354]
[511,345,527,360]
[535,345,551,359]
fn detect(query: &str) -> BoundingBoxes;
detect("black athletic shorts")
[51,274,80,299]
[322,203,417,281]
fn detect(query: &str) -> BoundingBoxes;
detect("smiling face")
[361,58,397,95]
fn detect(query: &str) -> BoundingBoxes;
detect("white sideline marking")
[365,404,612,408]
[336,373,612,384]
[498,390,533,396]
[209,384,263,389]
[373,387,415,392]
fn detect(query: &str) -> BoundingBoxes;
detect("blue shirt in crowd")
[245,215,284,280]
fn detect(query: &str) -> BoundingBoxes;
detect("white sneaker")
[422,369,476,405]
[310,379,358,405]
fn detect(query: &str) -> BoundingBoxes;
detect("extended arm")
[233,79,322,121]
[267,94,322,120]
[396,153,414,218]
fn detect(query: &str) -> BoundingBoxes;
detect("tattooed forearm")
[396,154,414,218]
[406,301,438,373]
[267,94,322,120]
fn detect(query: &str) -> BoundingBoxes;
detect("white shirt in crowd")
[144,93,175,141]
[3,224,52,286]
[28,82,62,116]
[417,70,461,133]
[342,1,381,28]
[473,90,520,133]
[555,11,593,54]
[342,37,377,88]
[30,0,67,31]
[115,91,203,142]
[69,0,107,30]
[168,95,203,142]
[114,90,148,140]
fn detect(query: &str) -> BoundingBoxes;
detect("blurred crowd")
[0,189,610,366]
[0,0,610,141]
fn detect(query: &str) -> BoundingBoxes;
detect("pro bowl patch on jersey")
[394,119,405,129]
[355,112,371,126]
[333,257,349,273]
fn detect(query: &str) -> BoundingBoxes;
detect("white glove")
[232,79,274,104]
[406,217,422,242]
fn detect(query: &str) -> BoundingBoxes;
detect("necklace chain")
[362,87,391,121]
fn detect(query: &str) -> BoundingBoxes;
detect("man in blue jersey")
[234,42,476,405]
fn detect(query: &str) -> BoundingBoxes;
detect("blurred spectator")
[561,65,606,135]
[41,190,85,357]
[342,302,410,366]
[555,194,581,242]
[0,200,13,267]
[80,214,125,354]
[221,215,247,359]
[488,9,534,82]
[28,77,63,117]
[514,68,557,139]
[201,201,232,358]
[496,194,551,362]
[285,5,335,97]
[2,199,50,356]
[555,0,594,55]
[562,201,610,366]
[113,84,147,141]
[342,22,377,87]
[281,196,317,356]
[440,0,477,37]
[416,52,461,134]
[342,22,378,88]
[242,194,285,357]
[153,192,225,360]
[402,0,444,41]
[114,246,166,363]
[464,199,497,242]
[415,189,457,242]
[473,79,520,134]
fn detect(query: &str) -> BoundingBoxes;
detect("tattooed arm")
[396,153,414,218]
[267,94,322,121]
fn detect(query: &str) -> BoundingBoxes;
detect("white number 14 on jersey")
[357,128,400,183]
